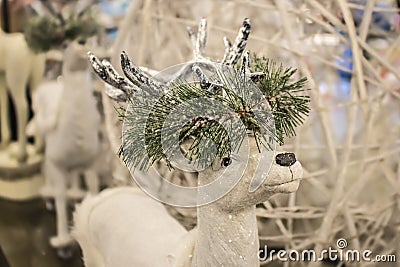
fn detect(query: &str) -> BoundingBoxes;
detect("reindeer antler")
[88,51,169,102]
[120,51,168,92]
[187,18,251,65]
[88,52,137,102]
[187,18,208,60]
[89,18,253,102]
[222,18,251,65]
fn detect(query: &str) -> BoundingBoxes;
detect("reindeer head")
[88,18,308,208]
[196,136,302,212]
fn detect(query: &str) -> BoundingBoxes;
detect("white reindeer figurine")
[0,28,45,161]
[36,42,100,256]
[73,18,309,266]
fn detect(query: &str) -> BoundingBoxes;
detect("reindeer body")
[74,187,194,267]
[74,146,303,267]
[0,29,45,160]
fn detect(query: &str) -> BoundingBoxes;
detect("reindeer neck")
[193,203,259,267]
[193,171,260,267]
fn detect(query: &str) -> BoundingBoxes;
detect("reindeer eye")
[221,157,232,167]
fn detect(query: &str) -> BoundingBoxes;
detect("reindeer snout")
[275,153,296,167]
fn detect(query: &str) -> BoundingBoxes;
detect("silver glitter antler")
[120,51,167,92]
[192,65,211,89]
[222,37,233,64]
[222,18,251,66]
[88,51,168,101]
[241,51,265,82]
[241,51,251,76]
[187,18,251,65]
[88,52,138,102]
[192,65,223,92]
[89,18,253,102]
[187,18,208,60]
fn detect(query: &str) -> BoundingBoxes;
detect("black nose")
[275,153,296,167]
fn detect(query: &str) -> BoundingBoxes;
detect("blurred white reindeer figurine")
[0,28,45,161]
[35,42,100,256]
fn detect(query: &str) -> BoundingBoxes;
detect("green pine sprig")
[120,67,275,171]
[119,54,310,171]
[251,54,310,145]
